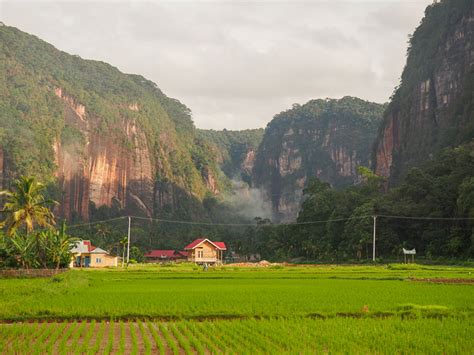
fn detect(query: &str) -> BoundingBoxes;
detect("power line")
[67,216,127,228]
[65,213,474,230]
[131,215,372,226]
[377,215,474,221]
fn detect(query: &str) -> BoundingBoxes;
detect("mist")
[226,179,273,221]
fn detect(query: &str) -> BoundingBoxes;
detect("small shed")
[402,248,416,263]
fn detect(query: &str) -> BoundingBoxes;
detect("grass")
[0,264,472,320]
[0,264,472,353]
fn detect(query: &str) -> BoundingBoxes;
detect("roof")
[70,240,112,255]
[90,247,109,254]
[144,250,176,258]
[184,238,227,250]
[214,242,227,250]
[70,240,93,253]
[184,239,205,250]
[176,251,189,257]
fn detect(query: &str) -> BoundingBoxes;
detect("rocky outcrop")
[54,88,154,220]
[374,1,474,182]
[241,149,256,176]
[253,97,384,221]
[202,167,219,194]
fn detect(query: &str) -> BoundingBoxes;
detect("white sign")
[403,248,416,255]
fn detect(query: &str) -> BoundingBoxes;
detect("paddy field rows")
[1,318,473,354]
[0,264,473,353]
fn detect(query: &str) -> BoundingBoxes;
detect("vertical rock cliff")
[253,97,384,221]
[374,0,474,183]
[0,25,223,221]
[53,88,155,220]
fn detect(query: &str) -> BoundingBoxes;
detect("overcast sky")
[1,0,432,130]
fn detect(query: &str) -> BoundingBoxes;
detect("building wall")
[90,254,117,267]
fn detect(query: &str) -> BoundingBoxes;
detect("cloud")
[1,0,432,130]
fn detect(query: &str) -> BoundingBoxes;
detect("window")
[197,250,203,258]
[96,258,102,263]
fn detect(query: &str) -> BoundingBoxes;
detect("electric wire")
[66,213,474,229]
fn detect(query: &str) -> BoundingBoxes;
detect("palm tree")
[0,176,57,236]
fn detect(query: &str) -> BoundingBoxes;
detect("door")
[84,256,91,267]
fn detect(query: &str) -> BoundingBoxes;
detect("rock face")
[374,0,474,183]
[54,88,154,220]
[253,97,384,221]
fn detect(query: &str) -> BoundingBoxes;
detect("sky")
[0,0,433,130]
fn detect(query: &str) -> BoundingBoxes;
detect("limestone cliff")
[53,88,154,219]
[374,0,474,183]
[253,97,384,221]
[0,25,223,221]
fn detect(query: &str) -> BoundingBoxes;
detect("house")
[144,250,176,262]
[70,240,118,268]
[184,238,227,264]
[144,250,189,263]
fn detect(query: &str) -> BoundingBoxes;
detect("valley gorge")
[0,0,473,224]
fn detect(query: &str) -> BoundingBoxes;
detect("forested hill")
[253,97,385,221]
[0,24,227,222]
[374,0,474,184]
[197,128,264,185]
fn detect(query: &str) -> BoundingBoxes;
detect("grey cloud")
[1,0,432,129]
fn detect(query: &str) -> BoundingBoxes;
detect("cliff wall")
[374,0,474,182]
[253,97,384,221]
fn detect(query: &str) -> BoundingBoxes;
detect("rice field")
[0,264,473,353]
[1,317,473,354]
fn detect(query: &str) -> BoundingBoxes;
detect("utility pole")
[372,215,377,262]
[126,216,131,266]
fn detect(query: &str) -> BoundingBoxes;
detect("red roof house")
[144,250,176,262]
[144,250,189,262]
[184,238,226,264]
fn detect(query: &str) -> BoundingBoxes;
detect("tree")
[0,176,57,236]
[42,222,79,269]
[4,233,37,269]
[119,236,128,267]
[129,246,144,263]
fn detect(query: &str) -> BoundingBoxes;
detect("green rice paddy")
[0,264,473,353]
